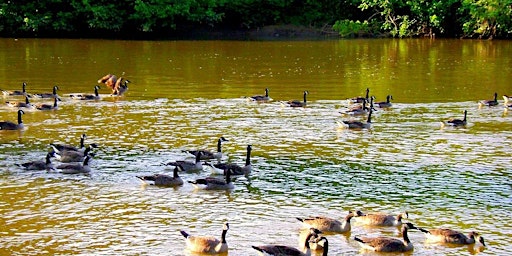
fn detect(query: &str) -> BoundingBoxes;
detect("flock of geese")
[1,81,503,255]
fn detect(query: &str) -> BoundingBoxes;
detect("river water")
[0,38,511,255]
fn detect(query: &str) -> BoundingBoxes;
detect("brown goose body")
[180,222,229,253]
[297,210,364,233]
[287,91,309,107]
[0,109,25,130]
[355,223,418,252]
[356,211,408,226]
[419,228,486,246]
[252,228,322,256]
[136,166,184,186]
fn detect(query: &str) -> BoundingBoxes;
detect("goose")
[252,228,322,256]
[98,74,117,91]
[296,210,365,233]
[36,97,59,111]
[355,211,408,226]
[185,136,228,161]
[56,154,93,174]
[70,85,101,100]
[136,165,184,187]
[503,95,511,104]
[180,222,229,254]
[113,78,129,96]
[442,110,467,127]
[354,222,418,252]
[33,85,59,99]
[375,95,393,108]
[250,88,271,102]
[418,227,486,246]
[349,87,370,103]
[344,96,376,116]
[303,235,329,254]
[50,133,87,153]
[0,109,25,130]
[189,169,234,190]
[167,152,203,172]
[206,145,252,176]
[1,82,29,96]
[6,95,33,109]
[478,92,498,107]
[341,109,372,129]
[287,90,309,107]
[54,144,95,163]
[18,153,54,170]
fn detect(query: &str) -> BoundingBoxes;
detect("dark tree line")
[1,0,511,39]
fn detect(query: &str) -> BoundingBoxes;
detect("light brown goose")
[113,78,129,96]
[355,211,408,226]
[354,223,418,252]
[98,73,117,92]
[180,222,229,254]
[136,165,184,187]
[252,228,323,256]
[419,227,486,246]
[0,109,25,130]
[296,210,365,233]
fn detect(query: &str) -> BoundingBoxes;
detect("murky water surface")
[0,38,511,255]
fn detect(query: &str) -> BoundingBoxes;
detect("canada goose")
[6,95,33,109]
[303,235,329,254]
[296,210,365,233]
[479,92,498,107]
[349,87,370,103]
[442,110,467,127]
[188,169,234,190]
[98,73,117,91]
[70,85,101,100]
[418,227,486,246]
[180,222,229,254]
[50,133,88,153]
[36,97,59,111]
[1,82,29,96]
[355,211,408,226]
[167,152,203,172]
[136,165,184,187]
[344,96,376,116]
[113,78,129,96]
[503,95,511,104]
[207,145,252,176]
[54,144,95,163]
[341,109,372,129]
[185,136,228,161]
[18,153,54,171]
[56,154,93,174]
[33,85,59,98]
[250,88,271,102]
[252,228,322,256]
[0,109,25,130]
[287,91,309,107]
[355,222,418,252]
[375,95,393,108]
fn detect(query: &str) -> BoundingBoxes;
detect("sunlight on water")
[0,38,511,255]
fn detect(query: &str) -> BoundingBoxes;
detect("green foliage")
[460,0,512,38]
[333,19,377,37]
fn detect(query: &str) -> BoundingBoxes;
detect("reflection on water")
[0,38,511,255]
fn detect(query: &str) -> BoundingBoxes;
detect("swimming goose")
[287,90,309,107]
[189,169,234,190]
[36,97,59,111]
[418,227,486,246]
[442,110,467,127]
[478,92,498,107]
[375,95,393,108]
[185,136,228,161]
[113,78,129,96]
[206,145,252,176]
[354,222,418,252]
[33,85,59,98]
[54,144,95,163]
[56,154,93,174]
[341,109,372,129]
[252,228,322,256]
[0,109,25,130]
[136,165,184,187]
[355,211,408,226]
[18,153,54,170]
[70,85,101,100]
[6,95,33,109]
[167,152,203,172]
[349,88,370,103]
[250,88,271,102]
[180,222,229,254]
[296,210,365,233]
[1,82,29,96]
[50,133,88,153]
